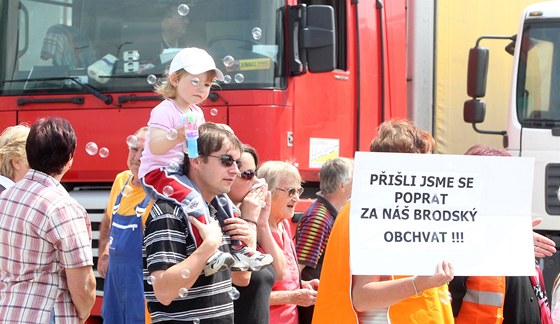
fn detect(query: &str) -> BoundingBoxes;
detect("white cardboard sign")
[349,152,535,276]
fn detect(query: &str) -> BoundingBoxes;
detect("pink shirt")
[270,219,300,324]
[139,99,205,178]
[0,170,93,323]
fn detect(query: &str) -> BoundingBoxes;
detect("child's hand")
[176,125,187,141]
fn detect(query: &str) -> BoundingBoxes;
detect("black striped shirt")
[143,199,234,323]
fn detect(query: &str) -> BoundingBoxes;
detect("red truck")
[0,0,408,320]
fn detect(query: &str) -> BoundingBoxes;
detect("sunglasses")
[276,187,304,198]
[240,169,256,181]
[207,154,242,168]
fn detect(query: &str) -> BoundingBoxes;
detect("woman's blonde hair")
[155,69,218,99]
[257,161,302,191]
[0,125,30,180]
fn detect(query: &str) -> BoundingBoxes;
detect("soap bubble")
[126,135,138,148]
[122,185,133,197]
[223,55,235,68]
[252,27,262,40]
[177,3,190,16]
[166,129,178,140]
[234,73,244,83]
[210,108,218,116]
[181,269,191,279]
[193,319,200,324]
[147,74,157,85]
[229,287,240,300]
[167,161,180,173]
[223,75,232,84]
[218,196,228,206]
[163,185,174,197]
[178,287,189,297]
[85,142,98,155]
[99,147,110,158]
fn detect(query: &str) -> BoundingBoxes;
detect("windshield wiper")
[3,76,112,105]
[522,118,560,127]
[99,73,163,80]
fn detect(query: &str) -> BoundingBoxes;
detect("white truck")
[464,1,560,293]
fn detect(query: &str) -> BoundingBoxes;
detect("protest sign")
[349,152,535,276]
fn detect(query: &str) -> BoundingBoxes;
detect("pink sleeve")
[149,100,178,131]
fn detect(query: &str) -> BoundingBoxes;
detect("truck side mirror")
[304,5,335,72]
[288,4,335,75]
[464,99,486,123]
[467,47,489,98]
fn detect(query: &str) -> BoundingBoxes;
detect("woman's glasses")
[276,187,304,198]
[240,170,256,181]
[207,154,242,168]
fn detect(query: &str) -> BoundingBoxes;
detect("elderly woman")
[224,145,287,324]
[257,161,317,324]
[0,125,30,192]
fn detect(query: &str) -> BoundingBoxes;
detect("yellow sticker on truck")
[239,58,272,71]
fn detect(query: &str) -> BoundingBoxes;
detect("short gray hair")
[257,161,302,191]
[319,157,354,195]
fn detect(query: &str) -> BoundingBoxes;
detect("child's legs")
[142,168,207,246]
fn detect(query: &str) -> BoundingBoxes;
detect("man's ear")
[62,157,74,173]
[189,156,202,170]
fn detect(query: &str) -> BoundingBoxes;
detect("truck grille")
[546,163,560,215]
[89,208,106,296]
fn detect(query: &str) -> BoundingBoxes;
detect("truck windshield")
[516,21,560,128]
[0,0,284,96]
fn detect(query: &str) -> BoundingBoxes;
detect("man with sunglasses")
[143,123,266,322]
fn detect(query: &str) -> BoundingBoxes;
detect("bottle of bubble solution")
[183,112,199,158]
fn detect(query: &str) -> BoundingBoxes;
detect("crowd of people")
[0,46,559,324]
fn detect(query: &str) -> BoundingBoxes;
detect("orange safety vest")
[389,276,454,323]
[313,203,454,324]
[455,276,505,324]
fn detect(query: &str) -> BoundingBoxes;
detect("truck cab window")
[517,22,560,127]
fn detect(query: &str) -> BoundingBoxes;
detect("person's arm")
[148,126,184,155]
[66,266,96,322]
[352,260,454,311]
[270,289,317,307]
[255,191,286,281]
[97,211,111,278]
[533,218,556,257]
[151,216,223,305]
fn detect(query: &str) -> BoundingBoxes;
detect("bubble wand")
[181,112,199,158]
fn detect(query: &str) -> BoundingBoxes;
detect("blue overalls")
[101,176,150,323]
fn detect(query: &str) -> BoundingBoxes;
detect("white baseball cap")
[168,47,224,81]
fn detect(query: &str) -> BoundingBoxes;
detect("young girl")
[139,47,272,276]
